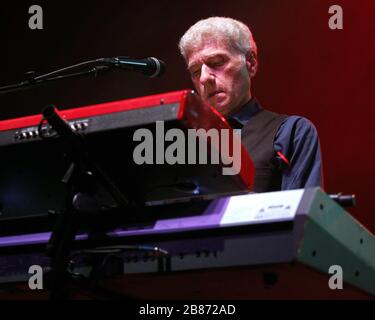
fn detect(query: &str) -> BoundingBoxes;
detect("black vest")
[241,109,287,193]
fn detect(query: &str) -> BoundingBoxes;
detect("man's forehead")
[186,39,233,69]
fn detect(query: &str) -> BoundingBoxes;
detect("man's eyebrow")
[205,52,226,59]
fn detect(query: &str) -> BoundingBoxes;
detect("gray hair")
[178,17,257,61]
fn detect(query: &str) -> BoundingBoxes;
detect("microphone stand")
[0,59,110,96]
[42,105,132,300]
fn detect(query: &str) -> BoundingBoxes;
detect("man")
[178,17,323,192]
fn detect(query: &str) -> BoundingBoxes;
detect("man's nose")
[199,64,214,86]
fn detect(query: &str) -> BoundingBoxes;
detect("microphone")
[99,56,166,78]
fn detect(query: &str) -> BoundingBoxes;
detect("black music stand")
[42,105,132,300]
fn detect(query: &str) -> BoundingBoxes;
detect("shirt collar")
[229,97,262,127]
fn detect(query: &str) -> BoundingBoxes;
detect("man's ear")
[246,51,258,78]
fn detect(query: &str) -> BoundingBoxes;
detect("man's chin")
[209,100,231,115]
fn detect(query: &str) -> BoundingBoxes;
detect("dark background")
[0,0,374,232]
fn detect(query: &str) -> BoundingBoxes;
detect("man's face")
[186,38,253,116]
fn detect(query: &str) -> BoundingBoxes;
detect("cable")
[72,245,169,256]
[33,59,103,81]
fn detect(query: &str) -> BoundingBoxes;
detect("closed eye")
[210,61,224,67]
[206,56,226,68]
[191,69,201,78]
